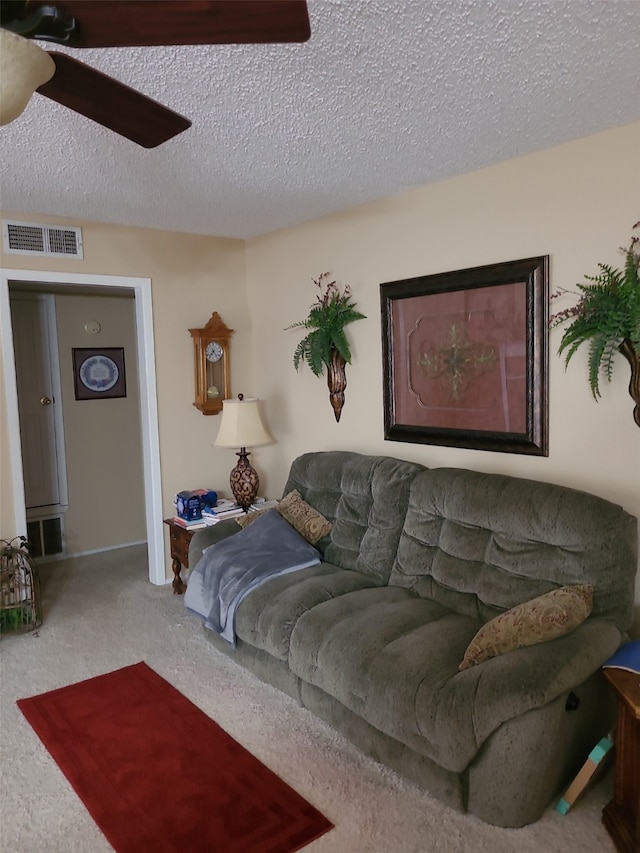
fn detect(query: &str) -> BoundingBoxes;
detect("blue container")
[200,490,218,511]
[175,491,203,521]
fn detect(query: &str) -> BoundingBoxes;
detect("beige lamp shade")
[215,396,272,510]
[0,30,55,126]
[214,396,272,449]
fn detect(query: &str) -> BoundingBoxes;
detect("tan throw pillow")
[277,490,333,544]
[459,584,593,671]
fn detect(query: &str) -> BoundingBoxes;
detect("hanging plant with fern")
[285,272,366,377]
[550,222,640,421]
[285,272,366,422]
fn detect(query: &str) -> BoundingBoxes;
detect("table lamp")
[214,394,273,510]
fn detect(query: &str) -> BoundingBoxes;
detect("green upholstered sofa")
[188,451,638,827]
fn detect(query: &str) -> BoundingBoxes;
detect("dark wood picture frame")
[72,347,127,401]
[380,256,548,455]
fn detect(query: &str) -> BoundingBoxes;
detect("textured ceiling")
[1,0,639,240]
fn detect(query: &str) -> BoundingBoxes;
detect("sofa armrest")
[467,617,622,747]
[188,519,240,569]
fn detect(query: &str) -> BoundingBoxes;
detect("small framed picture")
[72,347,127,401]
[380,256,548,455]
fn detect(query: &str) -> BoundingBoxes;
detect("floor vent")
[2,220,84,259]
[26,517,65,560]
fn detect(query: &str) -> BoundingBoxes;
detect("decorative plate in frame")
[72,348,127,400]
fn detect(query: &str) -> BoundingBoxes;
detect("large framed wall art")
[380,256,548,455]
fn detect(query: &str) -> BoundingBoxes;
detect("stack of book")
[201,499,246,524]
[171,516,208,530]
[249,499,278,512]
[202,498,279,524]
[173,498,278,529]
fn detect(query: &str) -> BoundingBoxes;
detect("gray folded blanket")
[184,509,321,645]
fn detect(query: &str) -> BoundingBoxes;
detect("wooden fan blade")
[37,52,191,147]
[24,1,311,48]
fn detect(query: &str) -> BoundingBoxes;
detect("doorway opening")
[1,269,165,586]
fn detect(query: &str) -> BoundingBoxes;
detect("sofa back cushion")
[389,467,638,632]
[283,451,425,584]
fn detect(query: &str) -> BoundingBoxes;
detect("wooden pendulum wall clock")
[189,313,233,415]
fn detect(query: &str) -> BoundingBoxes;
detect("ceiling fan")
[0,1,311,147]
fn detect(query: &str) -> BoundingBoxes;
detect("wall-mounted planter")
[327,348,347,422]
[286,273,365,424]
[619,339,640,428]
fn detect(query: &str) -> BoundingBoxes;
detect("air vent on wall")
[2,220,84,259]
[26,516,65,560]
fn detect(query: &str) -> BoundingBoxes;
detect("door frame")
[1,268,165,586]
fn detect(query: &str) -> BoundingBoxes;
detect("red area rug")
[18,662,333,853]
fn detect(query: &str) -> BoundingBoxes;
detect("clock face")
[205,341,223,363]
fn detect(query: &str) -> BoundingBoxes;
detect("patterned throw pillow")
[459,584,594,671]
[276,490,333,544]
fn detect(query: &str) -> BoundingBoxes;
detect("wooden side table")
[602,666,640,853]
[163,518,197,595]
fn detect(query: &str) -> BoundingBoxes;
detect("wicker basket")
[0,537,42,635]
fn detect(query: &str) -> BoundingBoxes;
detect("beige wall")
[1,218,248,576]
[245,122,640,635]
[53,292,145,553]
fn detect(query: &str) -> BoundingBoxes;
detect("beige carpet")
[0,545,616,853]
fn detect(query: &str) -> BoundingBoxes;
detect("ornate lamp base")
[229,448,259,510]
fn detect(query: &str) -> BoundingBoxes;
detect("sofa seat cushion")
[234,562,378,660]
[288,586,621,772]
[289,586,477,770]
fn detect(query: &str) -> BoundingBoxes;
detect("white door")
[9,293,63,509]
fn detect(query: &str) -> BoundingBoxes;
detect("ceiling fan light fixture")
[0,29,55,126]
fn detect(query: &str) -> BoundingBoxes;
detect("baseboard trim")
[54,541,148,560]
